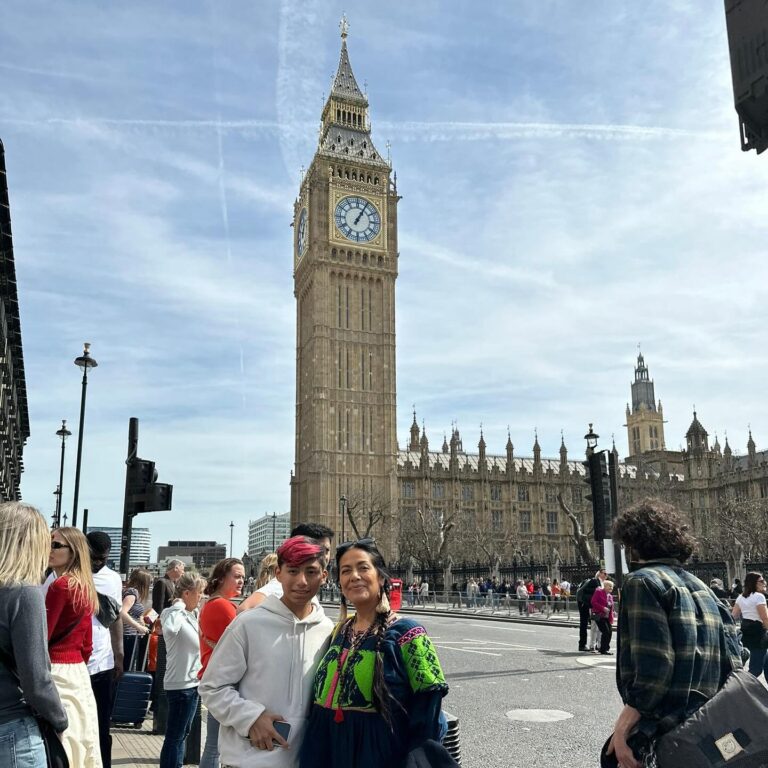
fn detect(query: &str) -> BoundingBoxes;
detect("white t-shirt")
[420,582,429,596]
[256,577,284,598]
[736,591,767,622]
[88,565,123,675]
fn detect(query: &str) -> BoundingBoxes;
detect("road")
[365,610,621,767]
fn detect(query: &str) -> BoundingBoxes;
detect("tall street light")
[271,511,277,551]
[229,521,234,558]
[72,343,98,528]
[54,419,71,528]
[339,494,347,544]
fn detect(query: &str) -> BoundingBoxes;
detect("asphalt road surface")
[326,608,622,767]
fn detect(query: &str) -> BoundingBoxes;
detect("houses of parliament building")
[289,21,767,562]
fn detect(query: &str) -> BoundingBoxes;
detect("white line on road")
[433,645,502,657]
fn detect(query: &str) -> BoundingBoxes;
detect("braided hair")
[336,541,405,728]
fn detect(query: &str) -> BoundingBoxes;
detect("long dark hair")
[336,540,402,727]
[743,572,763,598]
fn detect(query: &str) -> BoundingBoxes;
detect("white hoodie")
[199,594,333,768]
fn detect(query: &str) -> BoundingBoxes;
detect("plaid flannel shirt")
[616,561,743,733]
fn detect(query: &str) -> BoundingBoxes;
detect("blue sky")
[1,1,765,558]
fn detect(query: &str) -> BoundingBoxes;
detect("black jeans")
[90,668,115,768]
[578,603,591,649]
[596,616,613,653]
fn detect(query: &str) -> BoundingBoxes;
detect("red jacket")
[590,587,614,624]
[46,576,93,664]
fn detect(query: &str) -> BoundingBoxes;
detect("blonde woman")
[159,573,205,768]
[46,526,102,767]
[0,502,68,767]
[122,568,151,670]
[236,551,279,613]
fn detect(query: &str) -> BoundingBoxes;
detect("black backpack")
[576,578,596,607]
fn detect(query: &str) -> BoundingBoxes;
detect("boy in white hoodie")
[199,536,333,767]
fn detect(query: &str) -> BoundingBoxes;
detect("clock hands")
[354,208,365,225]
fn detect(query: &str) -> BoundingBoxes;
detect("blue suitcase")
[112,636,152,728]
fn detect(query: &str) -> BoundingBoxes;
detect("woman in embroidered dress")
[299,539,449,768]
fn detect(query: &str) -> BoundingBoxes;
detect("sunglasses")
[336,537,377,556]
[50,541,71,550]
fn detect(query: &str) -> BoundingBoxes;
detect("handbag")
[36,717,70,768]
[96,592,121,628]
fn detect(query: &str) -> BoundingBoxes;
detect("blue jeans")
[199,710,220,768]
[747,646,768,678]
[160,687,199,768]
[0,716,47,768]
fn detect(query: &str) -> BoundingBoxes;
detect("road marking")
[575,654,615,670]
[433,644,502,657]
[467,623,536,633]
[462,638,537,649]
[506,709,573,723]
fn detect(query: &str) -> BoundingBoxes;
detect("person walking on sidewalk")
[159,573,205,768]
[198,558,245,768]
[590,580,614,654]
[0,502,69,767]
[46,526,102,767]
[200,536,332,767]
[576,568,605,651]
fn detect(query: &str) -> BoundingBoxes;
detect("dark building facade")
[0,140,30,501]
[157,540,227,570]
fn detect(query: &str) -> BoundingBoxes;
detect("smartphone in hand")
[273,720,291,747]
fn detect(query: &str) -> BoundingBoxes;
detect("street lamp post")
[72,343,98,528]
[229,521,234,558]
[271,512,277,551]
[339,495,347,544]
[54,420,71,528]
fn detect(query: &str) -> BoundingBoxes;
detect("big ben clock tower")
[290,18,399,555]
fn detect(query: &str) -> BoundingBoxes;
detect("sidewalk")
[112,717,207,767]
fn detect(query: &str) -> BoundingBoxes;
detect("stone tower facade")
[290,20,399,553]
[625,352,666,457]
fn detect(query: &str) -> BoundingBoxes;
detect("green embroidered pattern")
[398,626,446,693]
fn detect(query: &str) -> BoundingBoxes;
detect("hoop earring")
[376,589,390,615]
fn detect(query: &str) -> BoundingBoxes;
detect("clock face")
[334,196,381,242]
[297,208,308,256]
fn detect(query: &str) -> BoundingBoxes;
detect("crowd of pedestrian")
[0,505,457,768]
[0,494,761,768]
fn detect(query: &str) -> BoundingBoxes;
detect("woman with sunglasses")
[732,571,768,678]
[300,539,449,768]
[46,526,102,766]
[0,503,68,768]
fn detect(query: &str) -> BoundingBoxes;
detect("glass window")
[517,486,529,502]
[461,484,474,501]
[403,481,415,498]
[492,510,503,531]
[432,482,445,499]
[547,511,558,534]
[490,485,502,501]
[519,510,531,533]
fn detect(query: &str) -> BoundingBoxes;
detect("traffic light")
[724,0,768,154]
[126,456,172,515]
[583,451,612,541]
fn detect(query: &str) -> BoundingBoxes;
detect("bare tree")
[699,498,768,566]
[398,504,455,569]
[344,488,393,539]
[557,493,597,564]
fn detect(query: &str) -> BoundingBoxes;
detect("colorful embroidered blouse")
[300,616,448,768]
[313,616,447,713]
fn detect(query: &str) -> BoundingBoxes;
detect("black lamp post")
[54,419,71,528]
[271,512,277,551]
[72,343,98,528]
[229,521,234,558]
[584,423,599,455]
[339,494,347,544]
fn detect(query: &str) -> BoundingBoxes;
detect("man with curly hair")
[605,498,743,768]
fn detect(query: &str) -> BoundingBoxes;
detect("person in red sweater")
[47,526,103,767]
[198,557,245,768]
